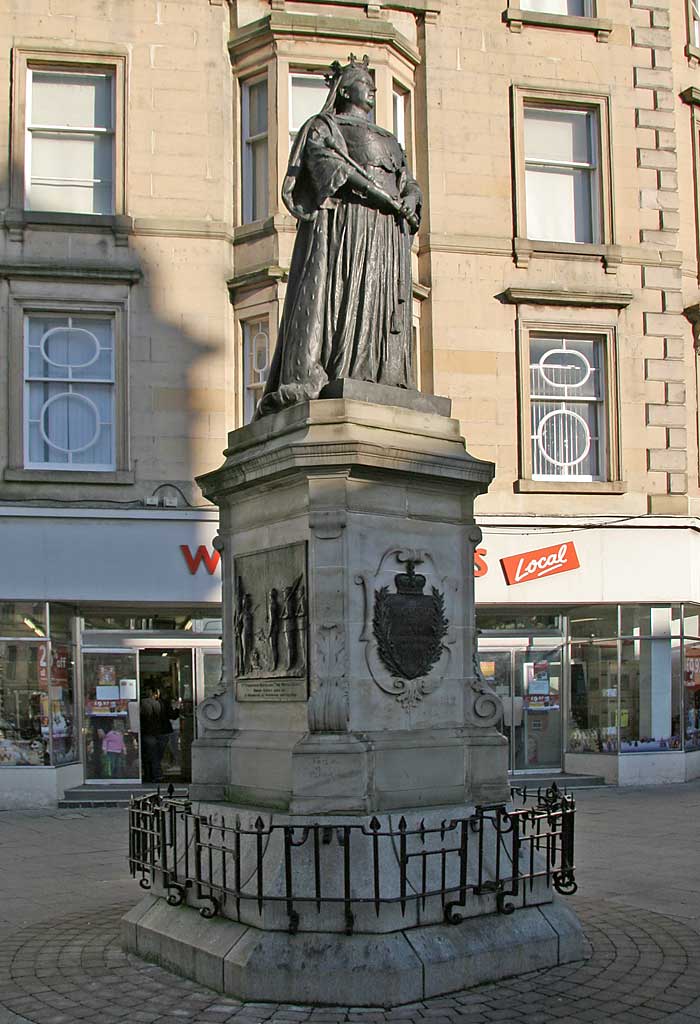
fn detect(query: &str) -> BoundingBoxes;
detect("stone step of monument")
[509,771,608,791]
[58,783,189,808]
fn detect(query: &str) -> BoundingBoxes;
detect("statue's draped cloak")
[256,112,422,417]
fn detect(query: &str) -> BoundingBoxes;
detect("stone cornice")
[0,261,142,283]
[501,286,633,308]
[229,11,421,65]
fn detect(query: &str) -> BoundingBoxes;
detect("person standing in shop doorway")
[139,684,162,784]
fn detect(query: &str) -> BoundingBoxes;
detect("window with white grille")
[24,314,115,470]
[25,69,114,215]
[242,77,269,223]
[524,105,600,243]
[289,73,328,149]
[242,318,271,423]
[529,333,606,481]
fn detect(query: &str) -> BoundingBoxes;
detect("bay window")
[242,77,269,223]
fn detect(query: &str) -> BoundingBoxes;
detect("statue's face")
[341,71,375,113]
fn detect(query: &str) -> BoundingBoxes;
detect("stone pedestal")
[123,388,586,1005]
[192,390,508,810]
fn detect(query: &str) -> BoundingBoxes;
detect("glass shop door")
[82,649,141,782]
[138,648,195,785]
[477,639,564,772]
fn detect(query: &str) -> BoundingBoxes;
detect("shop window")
[568,641,619,754]
[289,72,328,149]
[24,313,116,471]
[10,50,126,219]
[619,620,682,753]
[0,601,47,639]
[512,88,613,255]
[685,635,700,750]
[0,642,47,766]
[241,76,269,224]
[242,317,271,424]
[49,642,78,766]
[528,332,607,481]
[568,605,618,640]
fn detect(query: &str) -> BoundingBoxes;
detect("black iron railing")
[128,784,576,935]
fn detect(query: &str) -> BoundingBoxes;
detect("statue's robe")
[256,111,422,418]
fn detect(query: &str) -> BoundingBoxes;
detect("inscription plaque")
[234,542,308,702]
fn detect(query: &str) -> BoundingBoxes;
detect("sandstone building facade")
[1,0,699,805]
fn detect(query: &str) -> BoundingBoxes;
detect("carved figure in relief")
[241,593,254,674]
[267,587,280,670]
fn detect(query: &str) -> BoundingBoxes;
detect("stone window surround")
[503,2,612,42]
[8,46,128,244]
[511,84,616,271]
[5,282,132,485]
[230,14,419,234]
[514,311,625,494]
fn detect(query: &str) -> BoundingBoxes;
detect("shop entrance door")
[82,650,141,782]
[477,640,563,772]
[138,649,194,785]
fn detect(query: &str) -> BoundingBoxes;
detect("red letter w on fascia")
[180,545,221,575]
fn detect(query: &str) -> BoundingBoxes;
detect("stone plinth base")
[123,895,586,1007]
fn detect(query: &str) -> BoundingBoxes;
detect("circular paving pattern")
[1,898,700,1024]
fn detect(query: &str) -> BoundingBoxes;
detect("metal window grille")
[524,104,600,244]
[24,314,115,470]
[243,318,271,424]
[242,78,269,224]
[26,69,115,215]
[529,333,606,481]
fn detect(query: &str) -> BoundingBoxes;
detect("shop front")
[0,507,223,808]
[475,519,700,785]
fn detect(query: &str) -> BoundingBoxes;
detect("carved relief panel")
[234,542,308,701]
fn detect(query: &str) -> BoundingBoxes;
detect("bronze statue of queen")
[256,56,422,418]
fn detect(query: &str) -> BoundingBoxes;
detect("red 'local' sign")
[500,541,580,587]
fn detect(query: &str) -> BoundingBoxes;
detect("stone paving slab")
[2,784,700,1021]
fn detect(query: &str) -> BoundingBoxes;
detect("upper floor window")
[24,314,116,471]
[524,104,600,244]
[393,83,408,147]
[242,77,268,224]
[25,68,115,215]
[529,332,607,481]
[242,318,271,423]
[520,0,593,13]
[10,50,126,221]
[289,72,328,149]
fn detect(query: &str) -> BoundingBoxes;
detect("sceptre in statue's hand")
[255,55,422,419]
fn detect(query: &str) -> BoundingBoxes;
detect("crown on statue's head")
[324,54,371,89]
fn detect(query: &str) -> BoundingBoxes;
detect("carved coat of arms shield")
[373,561,448,681]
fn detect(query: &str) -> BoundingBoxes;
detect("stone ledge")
[502,286,632,308]
[122,895,586,1006]
[503,6,612,39]
[319,379,451,417]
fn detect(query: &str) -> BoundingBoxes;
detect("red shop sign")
[500,541,580,587]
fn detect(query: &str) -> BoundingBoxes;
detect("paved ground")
[1,783,700,1023]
